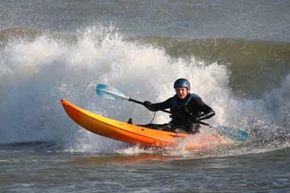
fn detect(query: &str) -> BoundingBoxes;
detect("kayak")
[61,98,228,150]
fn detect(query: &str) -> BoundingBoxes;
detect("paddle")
[198,122,249,142]
[96,84,170,114]
[96,84,249,141]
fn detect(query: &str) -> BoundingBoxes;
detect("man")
[143,78,215,134]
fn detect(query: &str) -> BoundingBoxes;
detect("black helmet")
[174,78,190,89]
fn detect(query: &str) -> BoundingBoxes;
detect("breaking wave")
[0,26,289,155]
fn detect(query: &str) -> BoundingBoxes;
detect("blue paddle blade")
[96,84,129,101]
[217,126,249,141]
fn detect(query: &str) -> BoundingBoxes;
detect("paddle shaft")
[129,98,171,114]
[128,98,146,105]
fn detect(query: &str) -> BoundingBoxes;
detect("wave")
[0,26,289,156]
[134,36,290,97]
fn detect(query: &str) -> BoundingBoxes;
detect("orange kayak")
[61,98,228,150]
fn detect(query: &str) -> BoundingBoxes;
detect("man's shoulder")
[190,93,201,100]
[189,93,203,105]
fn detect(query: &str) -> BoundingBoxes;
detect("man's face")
[175,87,189,99]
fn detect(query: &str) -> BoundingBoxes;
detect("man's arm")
[191,98,215,121]
[144,98,172,112]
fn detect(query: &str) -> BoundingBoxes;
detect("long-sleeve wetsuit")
[145,93,215,133]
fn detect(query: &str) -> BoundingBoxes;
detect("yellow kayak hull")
[61,98,226,150]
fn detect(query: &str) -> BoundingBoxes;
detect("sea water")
[0,0,290,192]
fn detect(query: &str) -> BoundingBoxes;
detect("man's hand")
[143,101,153,111]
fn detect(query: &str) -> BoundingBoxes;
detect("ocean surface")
[1,0,290,192]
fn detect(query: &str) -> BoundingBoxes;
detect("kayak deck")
[61,98,227,150]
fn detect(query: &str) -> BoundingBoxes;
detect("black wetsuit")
[145,93,215,133]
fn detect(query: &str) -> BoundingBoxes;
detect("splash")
[0,25,289,155]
